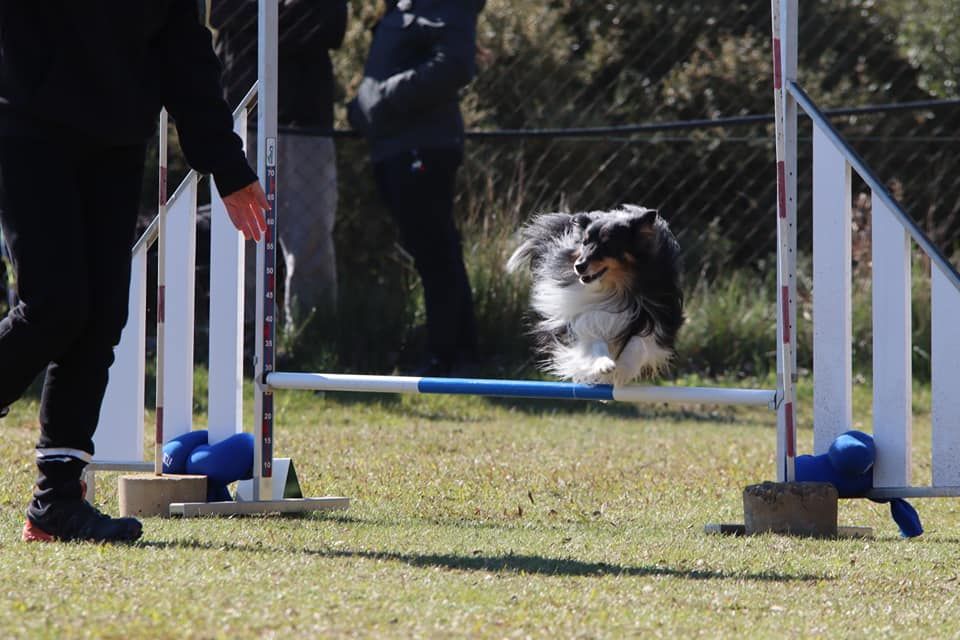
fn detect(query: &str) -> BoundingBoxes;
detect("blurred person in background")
[211,0,349,348]
[348,0,486,376]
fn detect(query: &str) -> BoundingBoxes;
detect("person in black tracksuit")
[348,0,486,376]
[0,1,268,542]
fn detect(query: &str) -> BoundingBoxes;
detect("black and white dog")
[507,205,684,386]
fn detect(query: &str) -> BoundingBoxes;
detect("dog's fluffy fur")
[507,204,684,386]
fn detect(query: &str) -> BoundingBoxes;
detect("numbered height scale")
[260,136,277,490]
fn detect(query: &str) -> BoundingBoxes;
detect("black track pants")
[374,148,477,364]
[0,136,145,501]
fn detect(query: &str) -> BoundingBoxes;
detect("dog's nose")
[574,260,587,274]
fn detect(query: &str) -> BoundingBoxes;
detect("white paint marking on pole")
[932,267,960,486]
[609,386,774,406]
[208,108,248,445]
[268,372,423,394]
[812,125,853,454]
[871,195,912,488]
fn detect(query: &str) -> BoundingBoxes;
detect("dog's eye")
[572,213,592,228]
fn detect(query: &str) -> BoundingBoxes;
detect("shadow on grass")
[137,539,828,582]
[317,549,829,582]
[311,388,769,426]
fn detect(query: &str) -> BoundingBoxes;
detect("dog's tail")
[506,212,578,274]
[506,240,535,273]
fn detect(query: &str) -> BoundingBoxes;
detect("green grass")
[1,373,958,638]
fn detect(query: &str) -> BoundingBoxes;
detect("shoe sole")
[21,520,55,542]
[22,519,143,543]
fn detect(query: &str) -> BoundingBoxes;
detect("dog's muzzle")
[575,260,607,284]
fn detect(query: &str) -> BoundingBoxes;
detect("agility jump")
[88,0,960,515]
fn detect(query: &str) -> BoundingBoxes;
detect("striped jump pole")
[154,108,169,476]
[771,0,799,482]
[266,373,777,406]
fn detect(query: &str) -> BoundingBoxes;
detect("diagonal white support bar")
[932,267,960,486]
[871,196,912,488]
[207,110,248,445]
[161,174,199,443]
[94,245,148,462]
[812,126,852,455]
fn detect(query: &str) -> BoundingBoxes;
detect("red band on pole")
[777,161,787,217]
[772,38,782,89]
[156,406,164,444]
[158,285,165,323]
[159,167,168,205]
[781,285,791,343]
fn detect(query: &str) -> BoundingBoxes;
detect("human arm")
[159,0,257,199]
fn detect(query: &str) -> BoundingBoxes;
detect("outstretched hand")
[222,180,269,241]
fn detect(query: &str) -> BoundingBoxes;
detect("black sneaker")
[23,499,142,543]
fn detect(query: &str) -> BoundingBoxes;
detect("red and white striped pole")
[771,0,798,482]
[155,108,169,476]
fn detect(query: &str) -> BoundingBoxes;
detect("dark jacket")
[211,0,348,129]
[0,1,255,196]
[348,0,485,163]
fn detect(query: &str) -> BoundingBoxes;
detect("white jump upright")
[94,223,148,466]
[775,0,960,498]
[811,125,852,449]
[92,99,256,473]
[931,269,960,487]
[160,166,199,450]
[870,197,912,488]
[207,108,249,446]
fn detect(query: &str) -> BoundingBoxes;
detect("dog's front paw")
[587,356,616,380]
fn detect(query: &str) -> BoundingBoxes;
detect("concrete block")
[119,474,207,518]
[743,481,838,537]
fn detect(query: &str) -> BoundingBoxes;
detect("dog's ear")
[629,208,659,237]
[571,213,593,229]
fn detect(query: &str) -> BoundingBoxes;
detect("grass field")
[1,373,958,638]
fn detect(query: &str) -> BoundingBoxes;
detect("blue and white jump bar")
[266,372,776,406]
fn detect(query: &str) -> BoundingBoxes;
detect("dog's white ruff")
[531,280,672,386]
